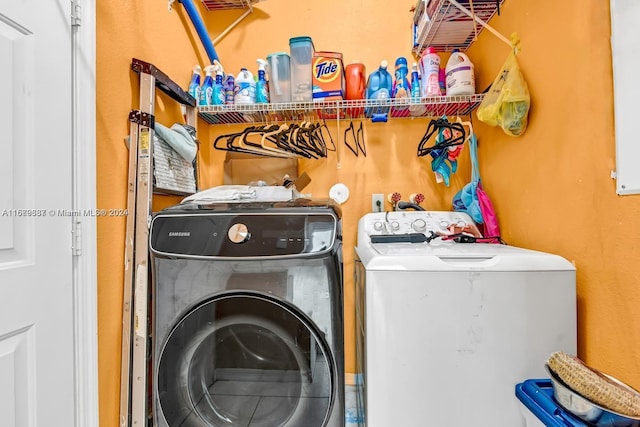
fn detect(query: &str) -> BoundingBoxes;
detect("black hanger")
[344,121,360,157]
[356,121,366,157]
[320,119,337,152]
[416,118,465,157]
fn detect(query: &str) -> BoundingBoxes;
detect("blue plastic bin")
[516,379,588,427]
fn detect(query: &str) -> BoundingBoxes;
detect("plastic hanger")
[260,123,299,158]
[344,121,360,157]
[417,117,466,157]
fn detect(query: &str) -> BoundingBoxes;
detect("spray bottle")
[200,64,215,106]
[211,61,225,105]
[188,65,202,103]
[255,59,269,104]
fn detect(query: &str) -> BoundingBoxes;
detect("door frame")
[72,1,99,426]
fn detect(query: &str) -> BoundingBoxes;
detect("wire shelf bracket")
[413,0,510,54]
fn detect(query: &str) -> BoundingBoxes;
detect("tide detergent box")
[312,52,345,102]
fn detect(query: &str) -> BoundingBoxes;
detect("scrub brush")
[547,351,640,417]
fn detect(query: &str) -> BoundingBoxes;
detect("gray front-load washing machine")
[149,200,344,427]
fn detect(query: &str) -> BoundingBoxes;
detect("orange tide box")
[312,52,345,102]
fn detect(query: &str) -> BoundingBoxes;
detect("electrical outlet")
[372,193,384,212]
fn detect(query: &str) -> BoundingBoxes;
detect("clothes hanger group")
[213,119,336,159]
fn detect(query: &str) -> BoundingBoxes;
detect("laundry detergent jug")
[366,60,393,118]
[234,67,256,105]
[446,50,475,96]
[366,60,393,100]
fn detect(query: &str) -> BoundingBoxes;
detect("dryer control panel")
[357,211,480,247]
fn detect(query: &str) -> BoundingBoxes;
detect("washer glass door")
[157,293,334,427]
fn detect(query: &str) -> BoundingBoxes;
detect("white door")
[0,1,76,426]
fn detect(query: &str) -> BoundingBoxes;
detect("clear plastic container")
[267,52,291,103]
[289,36,315,102]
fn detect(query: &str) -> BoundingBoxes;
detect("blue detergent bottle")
[366,60,393,100]
[365,60,393,118]
[410,62,421,99]
[409,62,426,116]
[224,74,235,105]
[392,57,410,99]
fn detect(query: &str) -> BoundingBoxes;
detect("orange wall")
[96,1,640,426]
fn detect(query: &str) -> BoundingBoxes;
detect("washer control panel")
[359,211,480,246]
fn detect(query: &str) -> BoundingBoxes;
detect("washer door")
[156,293,335,427]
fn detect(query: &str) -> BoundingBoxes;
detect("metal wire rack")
[413,0,506,54]
[200,0,262,10]
[198,95,484,125]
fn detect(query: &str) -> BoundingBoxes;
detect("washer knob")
[412,219,427,232]
[439,220,449,230]
[373,221,384,231]
[390,221,400,231]
[228,223,250,243]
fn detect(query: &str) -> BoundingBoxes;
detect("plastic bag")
[452,133,502,243]
[476,181,501,240]
[476,50,530,137]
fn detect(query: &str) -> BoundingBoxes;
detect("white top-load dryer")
[355,211,577,427]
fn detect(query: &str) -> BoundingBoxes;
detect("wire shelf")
[413,0,506,54]
[198,95,484,125]
[200,0,261,10]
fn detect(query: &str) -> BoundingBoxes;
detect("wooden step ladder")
[120,58,197,427]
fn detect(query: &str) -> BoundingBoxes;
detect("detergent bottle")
[200,64,215,106]
[366,60,393,100]
[211,61,225,105]
[188,65,202,103]
[365,60,393,118]
[410,62,421,99]
[255,58,269,104]
[419,47,441,97]
[409,62,427,116]
[392,57,411,100]
[224,74,235,105]
[445,50,476,96]
[234,67,256,105]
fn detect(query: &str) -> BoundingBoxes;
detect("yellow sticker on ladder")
[134,264,147,338]
[140,128,150,154]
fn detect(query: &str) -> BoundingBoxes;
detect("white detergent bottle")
[445,50,475,96]
[234,67,256,104]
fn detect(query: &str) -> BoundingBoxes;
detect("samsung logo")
[168,231,190,237]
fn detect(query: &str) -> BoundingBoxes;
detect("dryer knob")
[390,221,400,231]
[228,223,250,243]
[439,221,449,230]
[373,221,384,231]
[412,219,427,232]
